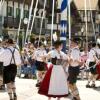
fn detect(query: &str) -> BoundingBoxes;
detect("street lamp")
[81,27,84,47]
[24,18,28,25]
[81,27,84,38]
[81,27,84,35]
[53,32,57,41]
[44,40,47,45]
[97,37,100,44]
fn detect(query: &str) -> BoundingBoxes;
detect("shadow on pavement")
[0,89,6,92]
[93,86,100,91]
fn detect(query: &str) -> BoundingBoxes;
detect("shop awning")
[74,0,99,10]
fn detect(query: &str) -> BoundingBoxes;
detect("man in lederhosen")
[0,39,21,100]
[86,42,99,88]
[33,42,47,87]
[68,38,83,100]
[0,40,5,90]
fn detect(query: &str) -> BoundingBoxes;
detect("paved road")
[0,78,100,100]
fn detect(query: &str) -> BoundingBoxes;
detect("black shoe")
[13,93,17,100]
[1,85,5,89]
[14,97,17,100]
[24,74,28,78]
[72,97,78,100]
[36,82,41,87]
[91,84,96,88]
[0,86,2,90]
[86,84,91,88]
[0,85,5,90]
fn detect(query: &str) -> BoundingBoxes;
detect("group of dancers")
[34,38,100,100]
[0,37,100,100]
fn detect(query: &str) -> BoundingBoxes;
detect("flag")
[60,20,67,40]
[60,0,68,53]
[61,0,68,12]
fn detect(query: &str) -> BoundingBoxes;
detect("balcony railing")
[3,17,20,28]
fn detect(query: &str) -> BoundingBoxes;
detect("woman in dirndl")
[95,44,100,80]
[38,40,69,100]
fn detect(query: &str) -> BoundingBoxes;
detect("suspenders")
[7,48,16,65]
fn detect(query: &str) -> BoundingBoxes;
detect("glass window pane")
[0,16,2,22]
[16,8,20,18]
[24,10,29,18]
[8,6,13,16]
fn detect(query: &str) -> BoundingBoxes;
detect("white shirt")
[0,46,21,66]
[95,48,100,55]
[48,49,68,60]
[80,51,88,62]
[0,47,4,53]
[34,48,47,62]
[70,47,81,66]
[88,48,96,62]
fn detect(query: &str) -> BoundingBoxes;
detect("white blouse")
[0,46,21,66]
[34,48,47,62]
[70,47,81,66]
[48,49,68,60]
[88,49,96,62]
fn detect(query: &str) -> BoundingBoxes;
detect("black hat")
[70,38,80,44]
[91,42,96,47]
[6,39,14,44]
[35,41,43,47]
[53,40,63,48]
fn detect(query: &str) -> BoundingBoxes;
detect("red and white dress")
[38,50,68,97]
[95,48,100,79]
[96,64,100,79]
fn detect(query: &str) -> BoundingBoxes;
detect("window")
[0,16,2,22]
[81,11,84,22]
[24,10,29,18]
[16,8,20,18]
[92,11,96,22]
[54,15,56,24]
[35,18,46,28]
[48,16,52,24]
[8,6,13,16]
[37,18,40,28]
[42,19,46,28]
[87,11,91,22]
[95,24,99,33]
[79,10,84,22]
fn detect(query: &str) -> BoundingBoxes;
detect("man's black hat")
[70,38,81,44]
[53,40,63,48]
[6,39,14,44]
[35,41,43,47]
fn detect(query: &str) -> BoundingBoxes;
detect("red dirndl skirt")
[96,64,100,79]
[38,64,53,97]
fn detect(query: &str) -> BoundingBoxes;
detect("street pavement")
[0,77,100,100]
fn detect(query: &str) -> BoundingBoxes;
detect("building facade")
[73,0,100,39]
[0,0,49,39]
[0,0,99,41]
[0,0,80,40]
